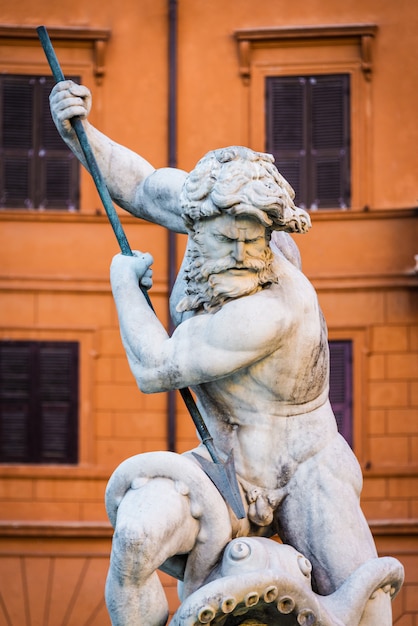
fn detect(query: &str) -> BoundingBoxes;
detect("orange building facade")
[0,1,417,624]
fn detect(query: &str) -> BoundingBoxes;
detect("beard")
[176,248,278,314]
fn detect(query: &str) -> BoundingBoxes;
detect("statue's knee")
[113,524,142,552]
[111,524,155,582]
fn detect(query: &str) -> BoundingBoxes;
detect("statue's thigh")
[277,436,377,593]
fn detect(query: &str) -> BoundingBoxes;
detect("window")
[235,24,376,211]
[329,340,352,447]
[0,341,79,464]
[266,74,350,210]
[0,75,79,210]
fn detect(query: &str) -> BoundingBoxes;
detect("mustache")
[199,256,266,279]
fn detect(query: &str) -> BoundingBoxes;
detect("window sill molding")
[0,520,112,539]
[0,465,113,479]
[363,466,418,478]
[0,209,153,223]
[311,273,418,292]
[234,24,377,83]
[0,519,416,540]
[0,25,111,84]
[308,207,418,222]
[0,207,415,223]
[0,273,167,295]
[369,519,418,537]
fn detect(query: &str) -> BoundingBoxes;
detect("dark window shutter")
[38,343,78,462]
[0,75,79,210]
[266,74,350,210]
[1,77,34,207]
[38,77,79,210]
[0,341,79,464]
[40,78,67,151]
[39,154,78,209]
[329,340,353,447]
[0,343,32,461]
[310,75,350,208]
[3,158,31,207]
[3,78,33,149]
[266,76,307,205]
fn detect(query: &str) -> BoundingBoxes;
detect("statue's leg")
[105,477,200,626]
[277,434,392,625]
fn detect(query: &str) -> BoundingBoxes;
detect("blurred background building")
[0,1,417,623]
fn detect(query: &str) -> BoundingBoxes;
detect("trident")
[37,25,246,520]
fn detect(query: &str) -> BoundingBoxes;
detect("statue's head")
[176,147,310,314]
[180,146,311,235]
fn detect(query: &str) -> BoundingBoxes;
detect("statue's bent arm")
[112,278,286,393]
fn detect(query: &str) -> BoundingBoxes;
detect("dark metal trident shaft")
[37,25,245,519]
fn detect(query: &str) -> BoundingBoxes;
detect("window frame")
[0,25,110,216]
[329,339,353,447]
[265,73,351,210]
[327,327,368,462]
[0,74,80,211]
[0,328,95,474]
[0,340,79,464]
[234,25,376,212]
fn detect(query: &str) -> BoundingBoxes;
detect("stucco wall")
[0,0,417,623]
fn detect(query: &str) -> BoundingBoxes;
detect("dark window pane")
[267,77,305,150]
[40,77,68,150]
[3,158,31,207]
[329,340,353,447]
[314,158,343,208]
[0,344,31,461]
[274,158,302,204]
[0,75,80,210]
[0,405,29,461]
[40,157,77,209]
[266,76,307,206]
[311,76,346,150]
[266,74,350,209]
[0,344,31,398]
[2,78,33,149]
[0,341,79,464]
[42,404,72,459]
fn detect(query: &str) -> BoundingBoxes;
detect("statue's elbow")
[134,370,165,395]
[128,358,173,394]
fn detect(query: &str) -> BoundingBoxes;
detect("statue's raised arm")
[49,80,188,233]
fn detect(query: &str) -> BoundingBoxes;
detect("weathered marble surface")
[50,80,404,626]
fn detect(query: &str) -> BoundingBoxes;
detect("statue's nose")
[234,241,246,261]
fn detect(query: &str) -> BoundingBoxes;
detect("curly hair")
[180,146,311,234]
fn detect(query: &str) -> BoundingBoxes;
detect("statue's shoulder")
[137,167,189,232]
[270,230,302,269]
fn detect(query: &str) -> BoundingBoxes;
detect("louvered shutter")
[0,75,79,210]
[266,74,350,209]
[38,77,79,209]
[1,77,34,207]
[0,343,32,460]
[329,340,353,447]
[38,343,78,462]
[0,341,79,464]
[266,76,307,205]
[310,75,350,209]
